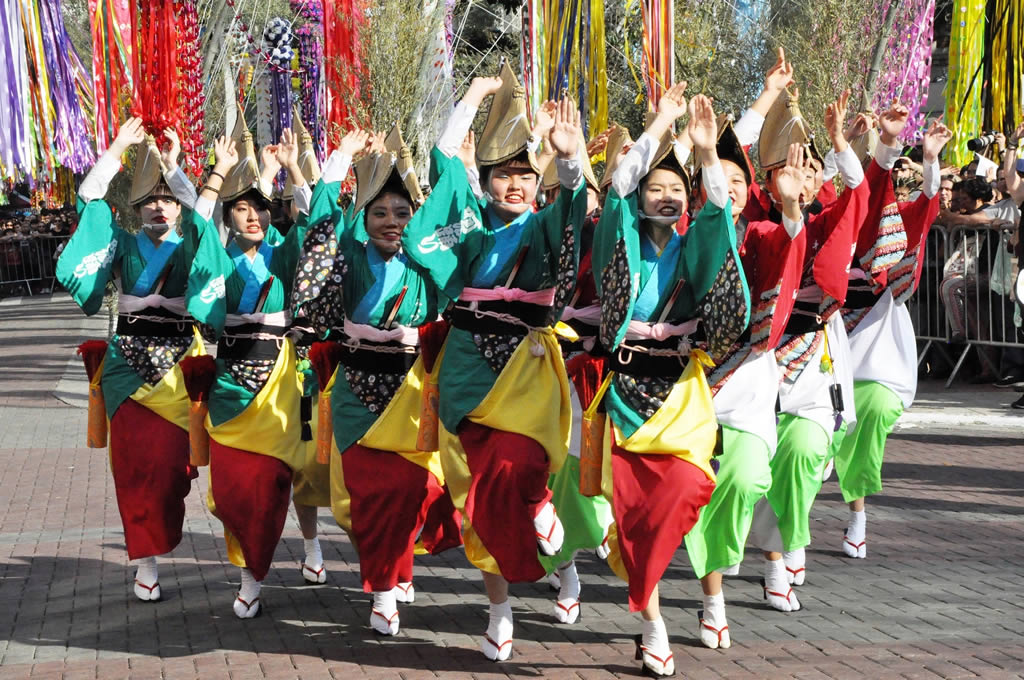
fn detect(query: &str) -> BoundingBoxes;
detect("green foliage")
[56,0,898,171]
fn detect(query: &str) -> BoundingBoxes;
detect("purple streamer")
[0,1,31,179]
[870,0,935,145]
[297,22,324,161]
[39,0,95,173]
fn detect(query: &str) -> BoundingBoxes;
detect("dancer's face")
[640,168,688,220]
[365,192,414,258]
[488,161,539,221]
[719,160,749,222]
[138,193,181,230]
[230,199,266,246]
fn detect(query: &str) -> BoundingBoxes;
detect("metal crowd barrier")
[0,234,71,296]
[909,221,1022,387]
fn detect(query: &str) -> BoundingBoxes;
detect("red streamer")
[129,0,205,177]
[322,0,368,150]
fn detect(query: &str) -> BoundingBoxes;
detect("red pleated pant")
[109,398,196,560]
[611,442,715,611]
[208,442,293,581]
[458,421,553,583]
[342,444,461,592]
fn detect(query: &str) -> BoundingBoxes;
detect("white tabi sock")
[370,590,400,635]
[301,537,326,583]
[553,560,581,624]
[843,509,867,558]
[596,531,611,560]
[303,537,322,565]
[481,600,514,661]
[393,581,415,603]
[534,502,564,556]
[233,568,262,618]
[783,547,806,585]
[133,556,161,601]
[699,591,731,649]
[763,557,800,612]
[639,617,674,676]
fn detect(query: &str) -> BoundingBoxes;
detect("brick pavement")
[1,295,1023,679]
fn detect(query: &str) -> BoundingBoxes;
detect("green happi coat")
[182,205,310,426]
[591,185,749,444]
[56,197,224,417]
[399,154,589,432]
[292,178,446,451]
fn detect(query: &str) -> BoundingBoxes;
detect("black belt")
[607,338,690,379]
[290,328,318,348]
[116,313,193,337]
[336,341,418,374]
[449,300,552,336]
[783,299,825,334]
[844,283,883,310]
[564,317,599,337]
[217,324,288,361]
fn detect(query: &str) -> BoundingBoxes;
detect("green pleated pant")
[685,426,772,578]
[541,455,615,572]
[834,381,904,503]
[766,414,836,551]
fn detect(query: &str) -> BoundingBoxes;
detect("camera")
[966,132,998,151]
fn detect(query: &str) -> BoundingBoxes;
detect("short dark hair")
[367,179,414,212]
[480,150,535,185]
[222,189,270,224]
[961,177,994,203]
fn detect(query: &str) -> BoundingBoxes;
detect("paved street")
[1,294,1023,679]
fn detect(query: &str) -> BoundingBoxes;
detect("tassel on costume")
[309,341,343,463]
[569,354,611,497]
[78,341,109,448]
[179,355,216,466]
[416,320,450,452]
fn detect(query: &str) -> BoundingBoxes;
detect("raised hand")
[1011,121,1024,145]
[456,130,476,170]
[775,142,807,208]
[367,130,387,154]
[276,128,299,169]
[825,89,851,152]
[878,103,910,146]
[159,127,181,169]
[686,94,718,157]
[765,47,795,92]
[549,97,581,159]
[586,129,611,158]
[464,76,503,108]
[657,81,689,121]
[339,128,370,157]
[212,135,239,174]
[921,119,952,163]
[260,143,281,175]
[112,117,146,154]
[844,112,875,142]
[533,100,557,142]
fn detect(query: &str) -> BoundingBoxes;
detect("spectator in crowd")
[0,207,76,296]
[939,175,956,211]
[937,175,1021,382]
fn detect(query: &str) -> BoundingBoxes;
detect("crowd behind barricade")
[905,122,1024,407]
[0,203,77,296]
